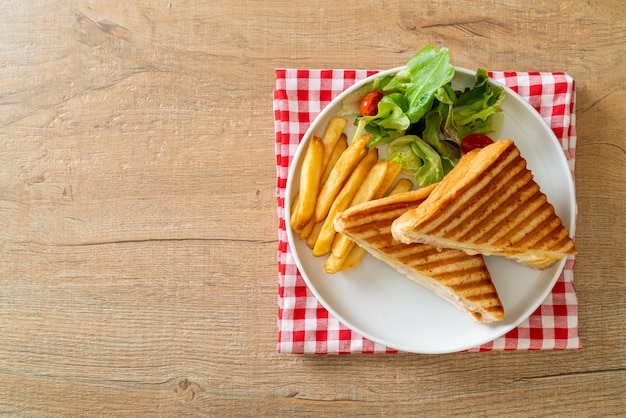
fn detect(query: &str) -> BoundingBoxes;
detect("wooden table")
[1,1,624,415]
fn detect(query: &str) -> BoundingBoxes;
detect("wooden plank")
[0,0,624,415]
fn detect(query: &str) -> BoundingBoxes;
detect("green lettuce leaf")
[410,137,445,187]
[386,135,445,187]
[403,45,455,123]
[453,68,505,140]
[386,135,423,173]
[362,93,411,146]
[434,83,459,143]
[421,111,461,174]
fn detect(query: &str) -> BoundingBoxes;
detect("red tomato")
[359,91,384,117]
[461,134,494,154]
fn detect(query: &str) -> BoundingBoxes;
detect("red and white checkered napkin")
[274,69,580,354]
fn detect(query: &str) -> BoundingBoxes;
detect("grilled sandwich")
[391,139,577,270]
[334,185,504,323]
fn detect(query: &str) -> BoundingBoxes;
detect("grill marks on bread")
[391,140,576,269]
[334,189,504,323]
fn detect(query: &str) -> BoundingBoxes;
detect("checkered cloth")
[274,69,580,354]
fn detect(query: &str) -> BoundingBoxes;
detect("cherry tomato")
[359,91,384,117]
[461,133,494,154]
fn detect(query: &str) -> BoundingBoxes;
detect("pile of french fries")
[290,117,413,274]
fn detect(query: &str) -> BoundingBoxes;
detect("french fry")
[348,161,389,207]
[289,194,300,231]
[388,178,414,195]
[337,245,368,272]
[289,115,417,273]
[374,161,402,199]
[306,221,323,249]
[325,236,356,274]
[323,252,348,275]
[320,117,348,172]
[325,241,365,274]
[296,135,348,242]
[312,148,378,257]
[295,136,324,230]
[324,162,389,273]
[314,133,371,223]
[320,133,348,186]
[311,147,369,232]
[298,218,315,240]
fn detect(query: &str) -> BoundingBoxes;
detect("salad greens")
[341,45,505,187]
[387,135,445,188]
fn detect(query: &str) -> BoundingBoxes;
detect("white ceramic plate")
[285,66,576,354]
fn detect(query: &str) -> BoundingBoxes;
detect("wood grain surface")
[0,0,624,416]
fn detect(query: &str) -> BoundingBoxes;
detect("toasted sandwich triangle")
[391,139,576,270]
[334,186,504,323]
